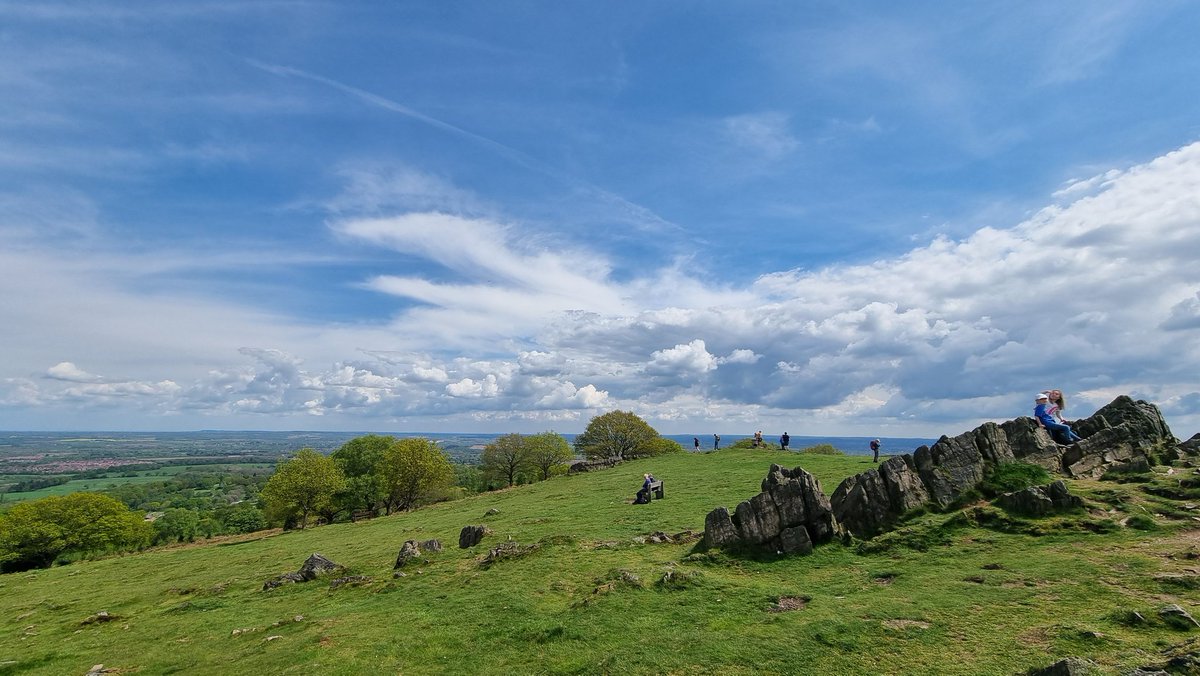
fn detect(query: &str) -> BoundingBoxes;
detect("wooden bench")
[351,509,377,522]
[647,480,664,500]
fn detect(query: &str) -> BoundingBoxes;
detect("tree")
[0,492,152,572]
[526,431,574,480]
[331,435,394,513]
[260,448,346,529]
[152,508,201,544]
[377,438,455,513]
[574,410,663,460]
[481,433,532,487]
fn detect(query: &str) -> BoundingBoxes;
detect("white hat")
[1035,392,1048,400]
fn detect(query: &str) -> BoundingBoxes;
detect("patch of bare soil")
[769,596,811,612]
[882,619,931,630]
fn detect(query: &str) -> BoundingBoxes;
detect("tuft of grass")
[980,462,1052,496]
[799,443,844,456]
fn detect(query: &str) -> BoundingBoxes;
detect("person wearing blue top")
[1035,392,1081,445]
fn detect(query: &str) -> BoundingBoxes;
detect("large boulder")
[831,455,930,539]
[1000,418,1064,471]
[913,431,987,508]
[1061,426,1144,479]
[459,525,490,549]
[298,553,342,581]
[702,465,838,554]
[995,481,1083,516]
[1178,433,1200,457]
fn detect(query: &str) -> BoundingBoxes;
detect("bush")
[800,443,844,456]
[980,462,1051,497]
[644,437,685,456]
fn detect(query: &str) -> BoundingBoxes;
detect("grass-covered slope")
[2,449,1198,675]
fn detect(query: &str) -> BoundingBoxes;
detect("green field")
[1,449,1197,675]
[0,464,274,505]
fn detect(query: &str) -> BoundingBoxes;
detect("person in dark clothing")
[780,432,790,451]
[693,437,700,450]
[713,434,720,450]
[634,473,655,504]
[870,439,881,462]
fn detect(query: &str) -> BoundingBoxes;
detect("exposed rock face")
[1179,433,1200,457]
[419,539,443,553]
[831,455,929,539]
[1026,657,1098,675]
[264,553,344,589]
[702,464,839,554]
[459,525,489,549]
[704,395,1181,554]
[394,540,422,568]
[995,481,1083,516]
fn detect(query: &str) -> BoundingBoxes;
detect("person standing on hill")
[870,438,881,462]
[780,432,790,451]
[713,433,720,450]
[693,437,700,450]
[753,430,763,448]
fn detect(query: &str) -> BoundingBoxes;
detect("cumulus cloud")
[3,143,1200,435]
[46,361,101,382]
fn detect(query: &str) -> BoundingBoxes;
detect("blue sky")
[2,1,1200,437]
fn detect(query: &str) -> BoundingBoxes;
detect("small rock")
[393,571,407,578]
[1025,657,1097,675]
[1159,603,1200,629]
[485,508,500,515]
[460,524,490,549]
[265,635,282,642]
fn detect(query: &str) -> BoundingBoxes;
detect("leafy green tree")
[0,492,152,572]
[377,438,455,513]
[152,508,201,544]
[331,434,394,513]
[260,448,346,529]
[526,431,574,480]
[216,504,267,534]
[574,410,664,460]
[481,433,532,487]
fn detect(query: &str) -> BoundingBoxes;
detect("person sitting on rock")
[1035,392,1081,445]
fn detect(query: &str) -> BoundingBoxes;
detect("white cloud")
[46,361,100,382]
[3,143,1200,436]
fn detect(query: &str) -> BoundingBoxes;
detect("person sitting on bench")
[635,473,656,504]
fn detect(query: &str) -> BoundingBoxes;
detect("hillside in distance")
[3,445,1199,675]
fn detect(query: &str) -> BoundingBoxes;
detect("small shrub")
[656,566,703,590]
[800,443,844,456]
[1126,514,1159,531]
[980,462,1051,497]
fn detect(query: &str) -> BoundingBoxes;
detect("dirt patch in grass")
[882,619,930,630]
[769,596,811,612]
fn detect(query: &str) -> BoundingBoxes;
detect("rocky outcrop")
[1178,433,1200,457]
[263,553,344,590]
[702,464,839,554]
[704,395,1184,555]
[830,455,929,539]
[394,541,422,568]
[459,525,490,549]
[995,481,1083,516]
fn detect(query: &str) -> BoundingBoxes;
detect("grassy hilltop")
[2,447,1198,675]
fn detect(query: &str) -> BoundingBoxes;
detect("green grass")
[1,448,1197,675]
